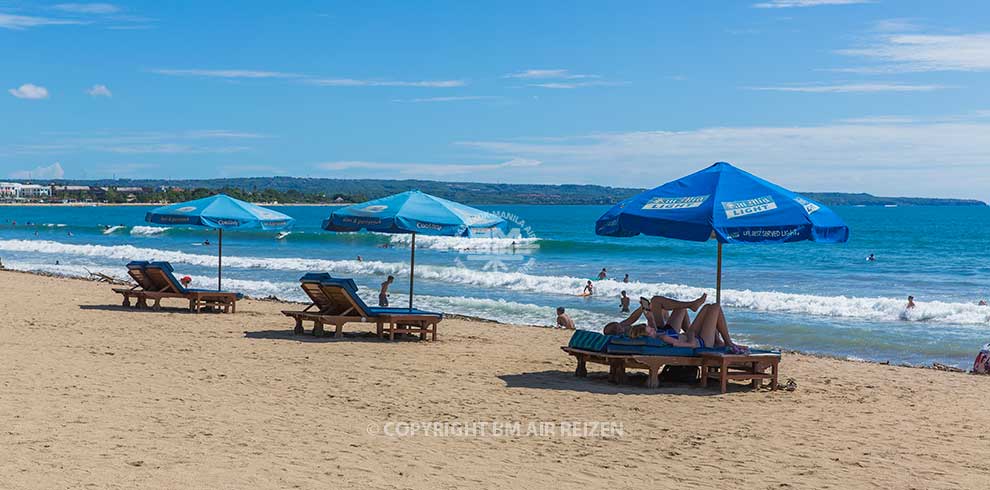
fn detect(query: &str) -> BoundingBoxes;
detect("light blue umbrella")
[596,162,849,303]
[323,190,506,308]
[146,194,294,290]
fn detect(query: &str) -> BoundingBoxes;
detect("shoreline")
[2,266,970,373]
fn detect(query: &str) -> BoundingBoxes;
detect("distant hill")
[34,176,987,206]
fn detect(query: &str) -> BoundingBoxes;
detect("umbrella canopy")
[146,194,294,290]
[146,194,294,230]
[596,162,849,302]
[323,190,507,308]
[323,190,506,236]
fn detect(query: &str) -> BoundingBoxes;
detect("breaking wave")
[1,239,988,326]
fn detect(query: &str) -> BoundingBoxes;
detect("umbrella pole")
[218,229,223,291]
[409,232,416,310]
[716,242,722,305]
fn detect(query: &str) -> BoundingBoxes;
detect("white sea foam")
[2,238,988,326]
[0,258,608,328]
[130,226,170,236]
[102,225,126,235]
[389,234,539,251]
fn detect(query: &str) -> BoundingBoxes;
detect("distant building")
[0,182,51,199]
[0,182,20,198]
[19,184,51,198]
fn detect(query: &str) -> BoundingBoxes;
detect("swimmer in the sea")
[597,268,607,280]
[866,253,876,262]
[620,291,630,313]
[906,295,916,309]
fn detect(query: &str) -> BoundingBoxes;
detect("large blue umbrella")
[323,190,507,308]
[596,162,849,303]
[146,194,295,290]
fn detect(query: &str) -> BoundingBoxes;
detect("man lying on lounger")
[602,294,740,350]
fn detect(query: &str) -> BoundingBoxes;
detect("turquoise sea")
[1,204,988,368]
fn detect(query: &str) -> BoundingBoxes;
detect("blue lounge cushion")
[695,346,781,356]
[318,277,442,318]
[147,261,175,273]
[605,335,697,356]
[126,260,150,270]
[300,272,334,283]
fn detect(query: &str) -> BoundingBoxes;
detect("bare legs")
[683,304,733,348]
[648,293,707,330]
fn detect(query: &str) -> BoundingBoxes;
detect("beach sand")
[2,270,989,489]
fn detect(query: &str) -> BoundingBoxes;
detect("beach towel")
[568,330,610,352]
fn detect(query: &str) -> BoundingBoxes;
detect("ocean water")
[1,204,989,368]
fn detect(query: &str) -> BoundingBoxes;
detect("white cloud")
[527,81,629,89]
[10,162,65,179]
[86,84,112,97]
[872,18,920,33]
[150,68,300,79]
[151,69,466,87]
[2,130,265,156]
[392,96,500,103]
[316,158,541,177]
[0,13,83,29]
[837,33,990,72]
[52,3,120,14]
[753,0,872,7]
[8,84,49,99]
[747,83,952,93]
[306,78,466,87]
[454,119,990,198]
[502,69,599,80]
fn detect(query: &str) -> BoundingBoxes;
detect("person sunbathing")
[607,295,741,350]
[602,294,705,336]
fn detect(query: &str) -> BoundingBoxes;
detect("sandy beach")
[1,270,989,489]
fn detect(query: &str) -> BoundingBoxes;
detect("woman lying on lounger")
[603,295,740,350]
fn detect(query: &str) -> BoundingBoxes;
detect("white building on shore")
[0,182,52,199]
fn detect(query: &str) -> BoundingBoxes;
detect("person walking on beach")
[556,307,575,329]
[620,291,630,313]
[379,275,394,307]
[597,268,608,280]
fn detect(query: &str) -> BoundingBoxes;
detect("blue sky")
[3,0,990,198]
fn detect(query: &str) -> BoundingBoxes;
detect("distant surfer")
[866,254,876,262]
[357,255,363,262]
[203,240,211,246]
[556,307,575,330]
[581,280,594,296]
[597,268,608,280]
[980,300,988,307]
[906,295,916,309]
[620,291,630,313]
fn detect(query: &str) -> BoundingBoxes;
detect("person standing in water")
[379,275,394,307]
[907,295,916,309]
[623,273,629,283]
[597,268,608,280]
[620,291,630,313]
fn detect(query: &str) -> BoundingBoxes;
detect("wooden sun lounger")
[112,264,239,313]
[561,346,779,393]
[281,279,441,340]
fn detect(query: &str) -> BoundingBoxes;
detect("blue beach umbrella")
[596,162,849,303]
[146,194,295,290]
[323,190,507,309]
